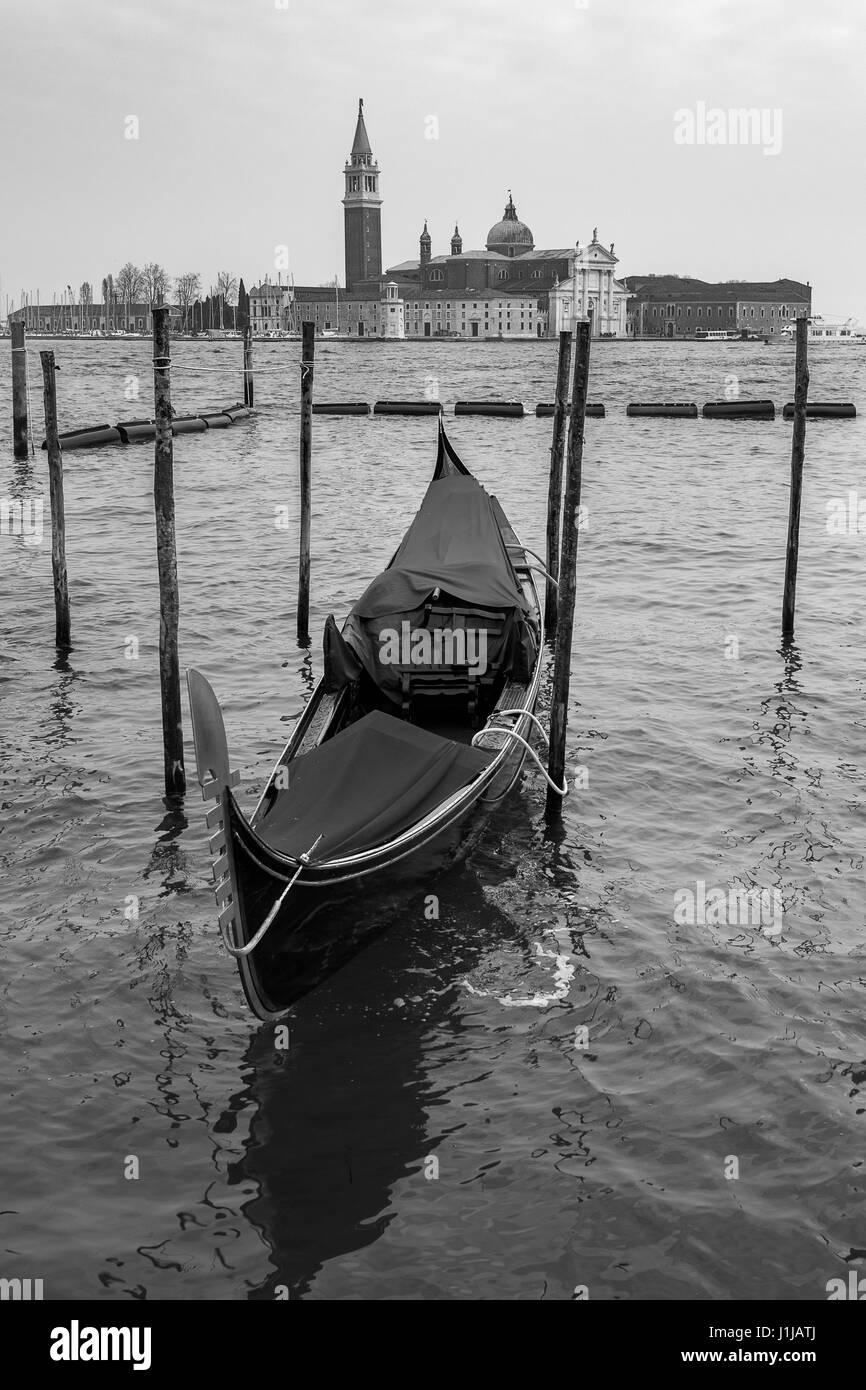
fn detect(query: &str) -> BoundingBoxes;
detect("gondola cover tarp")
[258,710,493,862]
[351,475,528,619]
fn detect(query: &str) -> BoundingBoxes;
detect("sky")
[2,0,864,318]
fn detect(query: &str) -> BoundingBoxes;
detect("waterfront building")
[623,275,811,339]
[249,280,293,335]
[283,102,628,340]
[8,300,181,334]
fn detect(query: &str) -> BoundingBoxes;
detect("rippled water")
[1,337,864,1301]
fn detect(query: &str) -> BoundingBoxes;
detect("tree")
[216,271,238,330]
[115,262,144,330]
[236,277,249,332]
[174,272,202,334]
[142,262,171,306]
[102,273,115,331]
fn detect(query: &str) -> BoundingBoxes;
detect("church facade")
[254,100,628,340]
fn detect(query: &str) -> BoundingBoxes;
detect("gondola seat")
[394,602,506,724]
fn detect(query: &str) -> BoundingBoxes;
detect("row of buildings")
[246,100,810,340]
[9,100,812,342]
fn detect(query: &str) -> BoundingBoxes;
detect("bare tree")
[216,271,238,330]
[174,271,202,333]
[115,262,144,330]
[142,262,171,306]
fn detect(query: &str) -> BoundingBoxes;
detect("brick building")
[623,275,811,339]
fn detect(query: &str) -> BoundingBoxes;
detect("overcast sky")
[2,0,864,317]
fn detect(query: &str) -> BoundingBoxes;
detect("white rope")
[519,548,559,587]
[472,720,568,796]
[219,833,322,958]
[489,708,552,745]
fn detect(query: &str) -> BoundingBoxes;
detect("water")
[1,337,864,1301]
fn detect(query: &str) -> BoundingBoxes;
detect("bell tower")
[343,98,382,292]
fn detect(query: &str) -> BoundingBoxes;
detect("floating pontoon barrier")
[702,399,775,419]
[313,402,372,416]
[782,401,856,420]
[41,424,122,451]
[198,412,233,429]
[373,400,442,416]
[454,401,525,418]
[117,418,157,443]
[41,404,253,451]
[627,402,698,418]
[535,402,606,418]
[172,415,208,435]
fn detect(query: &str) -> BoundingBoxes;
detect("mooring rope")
[471,711,568,796]
[219,833,323,958]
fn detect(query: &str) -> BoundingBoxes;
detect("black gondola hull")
[227,710,535,1018]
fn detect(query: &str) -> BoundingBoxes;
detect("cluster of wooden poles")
[14,313,811,823]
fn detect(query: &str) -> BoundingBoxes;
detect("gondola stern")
[186,667,249,966]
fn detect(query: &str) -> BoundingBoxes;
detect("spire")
[451,223,462,255]
[420,220,431,244]
[351,97,372,158]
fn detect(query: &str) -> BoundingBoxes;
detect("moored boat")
[188,421,553,1019]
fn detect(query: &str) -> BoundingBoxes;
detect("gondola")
[187,420,558,1020]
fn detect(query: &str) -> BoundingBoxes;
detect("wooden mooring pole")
[39,350,71,647]
[243,325,254,408]
[544,330,573,640]
[546,320,591,820]
[782,316,809,643]
[12,321,28,458]
[297,321,315,644]
[152,305,186,799]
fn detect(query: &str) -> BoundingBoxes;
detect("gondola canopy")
[351,474,528,619]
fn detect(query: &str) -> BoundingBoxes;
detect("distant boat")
[780,315,866,344]
[694,329,766,342]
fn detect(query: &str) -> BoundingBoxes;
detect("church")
[262,101,628,341]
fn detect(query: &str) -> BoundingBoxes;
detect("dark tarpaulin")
[257,710,493,862]
[350,474,528,620]
[322,613,363,693]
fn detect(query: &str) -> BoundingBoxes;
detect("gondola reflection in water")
[188,421,553,1019]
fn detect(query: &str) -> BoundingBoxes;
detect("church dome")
[486,195,534,256]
